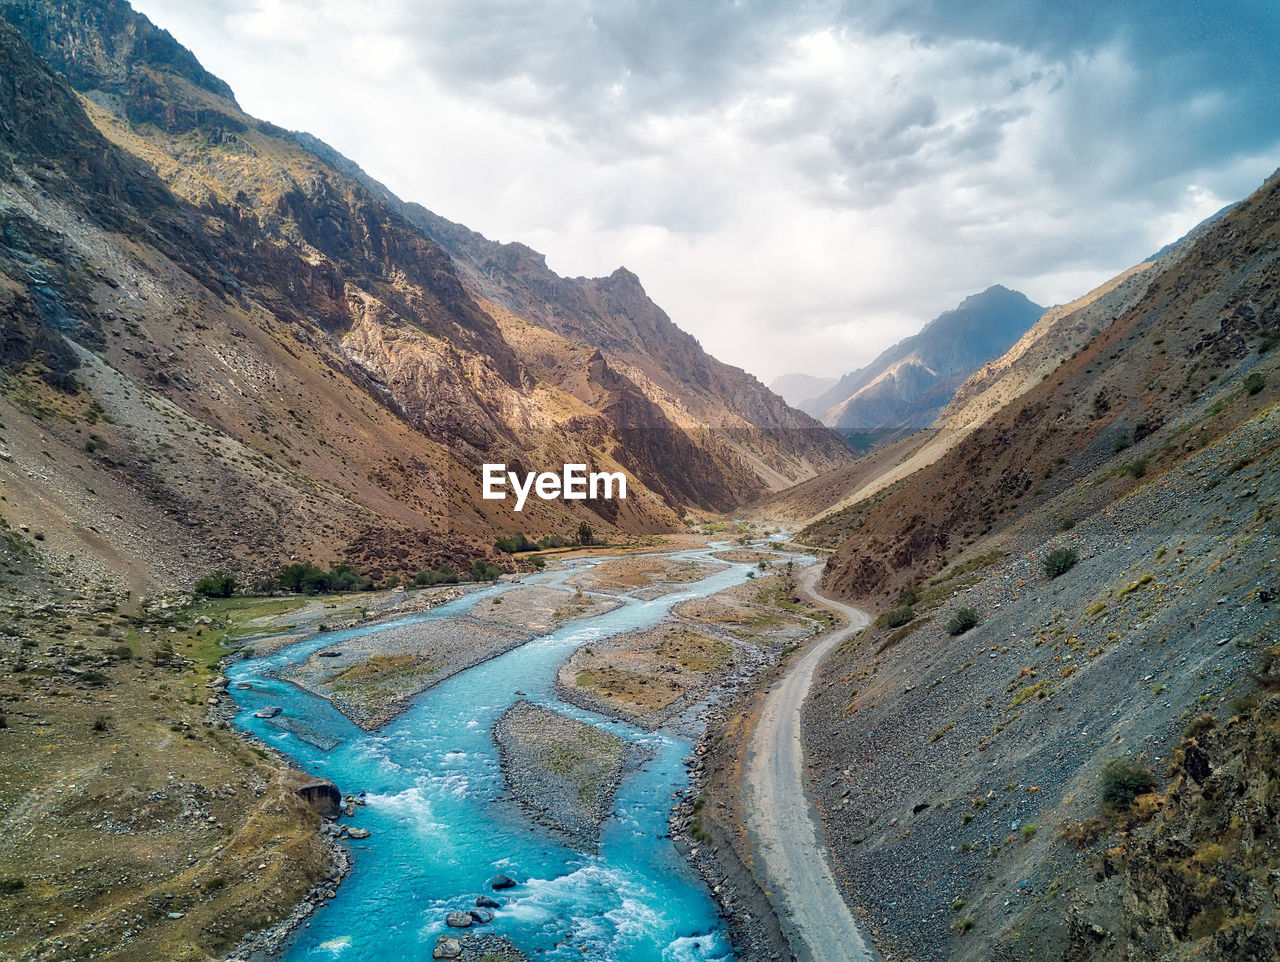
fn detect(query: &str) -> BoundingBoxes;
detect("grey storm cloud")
[131,0,1280,381]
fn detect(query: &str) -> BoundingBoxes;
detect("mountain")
[0,0,851,593]
[293,133,852,500]
[804,285,1044,431]
[790,168,1280,960]
[768,372,839,408]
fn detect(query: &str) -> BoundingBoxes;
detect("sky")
[131,0,1280,384]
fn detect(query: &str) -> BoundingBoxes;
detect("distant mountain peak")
[804,286,1044,432]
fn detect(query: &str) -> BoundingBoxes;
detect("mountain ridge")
[0,0,851,594]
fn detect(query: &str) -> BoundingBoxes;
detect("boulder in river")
[254,705,283,719]
[346,827,370,839]
[293,779,342,816]
[445,910,473,928]
[475,895,501,908]
[433,935,462,958]
[468,909,494,924]
[490,873,517,890]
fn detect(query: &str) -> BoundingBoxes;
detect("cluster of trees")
[193,571,237,598]
[412,559,504,585]
[493,522,595,553]
[276,562,372,594]
[194,553,514,600]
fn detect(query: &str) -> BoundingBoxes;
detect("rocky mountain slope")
[295,133,852,504]
[0,0,850,595]
[792,167,1280,960]
[803,285,1044,431]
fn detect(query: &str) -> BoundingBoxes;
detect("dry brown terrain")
[0,561,334,962]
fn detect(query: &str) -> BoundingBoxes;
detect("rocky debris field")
[802,401,1280,960]
[493,700,638,848]
[277,614,530,729]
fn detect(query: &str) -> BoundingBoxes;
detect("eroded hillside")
[793,168,1280,960]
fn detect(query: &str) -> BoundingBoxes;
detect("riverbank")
[0,580,336,961]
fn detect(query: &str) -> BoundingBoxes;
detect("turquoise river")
[227,544,775,961]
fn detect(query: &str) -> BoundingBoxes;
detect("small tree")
[194,571,237,598]
[1099,759,1156,812]
[1042,547,1079,579]
[577,522,595,547]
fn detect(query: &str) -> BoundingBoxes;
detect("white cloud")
[131,0,1280,382]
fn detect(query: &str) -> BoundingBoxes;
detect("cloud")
[130,0,1280,382]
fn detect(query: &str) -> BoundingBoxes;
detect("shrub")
[277,562,327,593]
[881,605,915,629]
[494,532,535,553]
[194,571,237,598]
[80,671,109,688]
[1112,433,1132,453]
[1126,458,1148,478]
[328,564,372,593]
[527,555,546,570]
[1099,759,1156,812]
[92,715,110,732]
[1244,371,1265,395]
[471,560,503,582]
[577,522,595,546]
[1042,547,1080,579]
[946,607,980,636]
[414,562,461,587]
[0,877,24,894]
[112,644,132,660]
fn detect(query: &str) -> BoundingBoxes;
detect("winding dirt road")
[743,563,877,962]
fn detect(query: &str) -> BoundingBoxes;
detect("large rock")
[468,909,493,924]
[490,873,517,890]
[293,779,341,816]
[475,895,500,908]
[444,911,473,928]
[433,935,462,959]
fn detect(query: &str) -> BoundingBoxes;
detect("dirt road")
[743,563,877,962]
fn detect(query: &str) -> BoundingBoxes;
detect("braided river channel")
[227,544,768,961]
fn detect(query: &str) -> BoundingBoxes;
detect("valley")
[1,2,1278,962]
